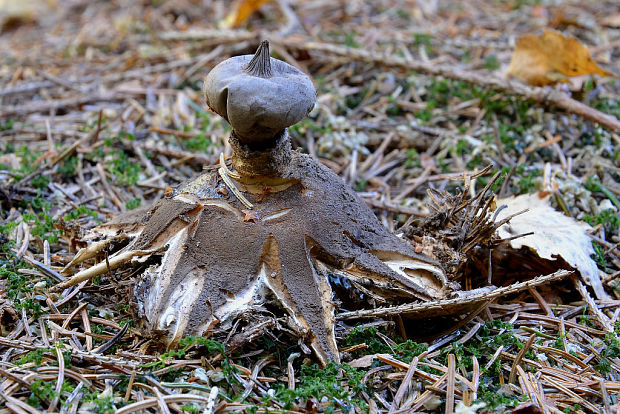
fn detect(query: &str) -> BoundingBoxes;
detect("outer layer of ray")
[94,150,447,364]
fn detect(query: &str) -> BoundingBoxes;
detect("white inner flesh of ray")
[146,229,188,329]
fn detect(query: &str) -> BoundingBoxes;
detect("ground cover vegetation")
[0,0,620,412]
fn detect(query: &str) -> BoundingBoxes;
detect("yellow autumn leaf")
[0,0,55,31]
[507,29,611,86]
[222,0,272,29]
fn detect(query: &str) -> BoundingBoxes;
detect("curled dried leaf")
[506,29,610,86]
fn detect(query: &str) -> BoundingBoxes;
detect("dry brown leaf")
[222,0,272,29]
[494,193,605,299]
[506,29,611,86]
[0,0,55,31]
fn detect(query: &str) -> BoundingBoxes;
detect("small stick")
[287,353,300,390]
[181,45,225,82]
[573,277,614,332]
[92,323,129,354]
[61,302,88,329]
[0,92,117,119]
[148,126,200,139]
[0,336,139,369]
[338,270,573,320]
[600,378,611,413]
[484,346,504,370]
[445,354,456,414]
[22,308,33,340]
[471,356,480,402]
[50,249,156,292]
[154,388,171,414]
[45,119,55,158]
[20,253,66,282]
[509,334,536,384]
[559,318,568,353]
[544,376,600,413]
[528,287,554,316]
[15,222,30,260]
[390,356,419,413]
[410,373,448,412]
[96,163,124,211]
[363,197,426,217]
[38,69,83,93]
[48,344,65,412]
[43,240,50,267]
[515,366,534,403]
[531,345,588,369]
[457,322,482,345]
[0,390,42,414]
[81,308,93,352]
[204,386,219,414]
[218,153,253,209]
[54,280,88,308]
[417,362,475,390]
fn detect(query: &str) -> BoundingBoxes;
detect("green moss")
[477,384,527,410]
[592,241,608,269]
[274,362,368,411]
[593,97,620,121]
[481,166,540,195]
[404,148,420,168]
[185,134,211,152]
[142,336,226,370]
[342,325,427,363]
[516,167,540,194]
[27,379,58,408]
[563,404,583,413]
[595,333,620,374]
[125,197,142,210]
[413,33,434,55]
[81,390,123,413]
[415,108,433,122]
[0,119,15,131]
[484,55,500,71]
[64,205,97,221]
[585,176,620,210]
[22,201,61,245]
[181,404,201,413]
[584,209,619,234]
[2,257,48,318]
[17,349,49,367]
[58,156,78,177]
[12,146,41,180]
[344,33,360,48]
[107,150,141,185]
[421,79,534,122]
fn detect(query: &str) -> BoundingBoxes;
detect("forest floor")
[1,0,620,413]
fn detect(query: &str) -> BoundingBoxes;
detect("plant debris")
[56,42,446,366]
[1,0,619,412]
[507,29,611,86]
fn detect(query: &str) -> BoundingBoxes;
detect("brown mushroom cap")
[203,41,316,145]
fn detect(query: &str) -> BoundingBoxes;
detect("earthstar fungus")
[61,41,447,364]
[203,40,315,145]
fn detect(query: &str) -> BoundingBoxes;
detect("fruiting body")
[94,149,446,365]
[65,41,447,365]
[203,40,316,145]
